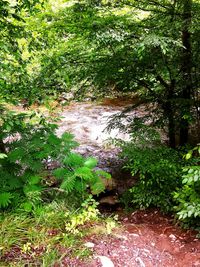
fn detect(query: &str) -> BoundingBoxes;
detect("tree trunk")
[0,139,6,153]
[163,81,176,148]
[179,0,192,146]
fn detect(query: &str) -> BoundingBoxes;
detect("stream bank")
[56,99,200,267]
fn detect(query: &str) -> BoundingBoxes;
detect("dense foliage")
[174,146,200,229]
[1,0,199,145]
[122,145,183,212]
[0,108,109,211]
[0,3,200,264]
[4,0,198,147]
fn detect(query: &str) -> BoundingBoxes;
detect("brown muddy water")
[57,99,148,192]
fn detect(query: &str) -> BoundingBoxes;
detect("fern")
[0,192,13,208]
[53,168,72,179]
[63,153,84,167]
[73,179,87,193]
[60,175,76,193]
[91,176,106,195]
[28,176,41,185]
[0,110,110,211]
[84,157,98,168]
[74,167,94,181]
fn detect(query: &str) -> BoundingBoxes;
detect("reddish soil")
[82,210,200,267]
[2,210,200,267]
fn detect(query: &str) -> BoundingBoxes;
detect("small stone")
[114,234,128,240]
[141,248,150,254]
[129,233,140,237]
[169,234,176,241]
[95,255,114,267]
[84,242,95,248]
[135,257,146,267]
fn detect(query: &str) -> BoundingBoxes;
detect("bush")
[112,122,184,212]
[0,110,110,211]
[174,146,200,229]
[121,144,183,212]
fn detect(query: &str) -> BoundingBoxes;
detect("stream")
[57,99,147,193]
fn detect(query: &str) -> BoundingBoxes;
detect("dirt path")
[82,210,200,267]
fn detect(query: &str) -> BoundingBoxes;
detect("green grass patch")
[0,200,100,266]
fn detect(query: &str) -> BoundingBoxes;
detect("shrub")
[0,110,110,211]
[174,146,200,229]
[121,144,183,212]
[114,122,184,212]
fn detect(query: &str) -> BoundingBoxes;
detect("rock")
[169,234,176,241]
[99,195,119,205]
[113,233,128,240]
[95,256,114,267]
[135,257,146,267]
[129,233,140,237]
[84,242,95,248]
[60,92,74,101]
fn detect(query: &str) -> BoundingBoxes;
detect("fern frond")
[84,157,98,169]
[28,176,41,185]
[53,168,72,179]
[23,184,43,195]
[60,175,75,193]
[75,167,93,181]
[61,132,79,150]
[7,177,23,190]
[95,170,111,180]
[0,192,13,208]
[74,179,87,193]
[90,177,105,195]
[64,153,84,168]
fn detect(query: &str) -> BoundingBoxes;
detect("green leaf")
[64,153,84,167]
[0,153,7,159]
[188,210,193,217]
[182,178,188,184]
[22,202,33,212]
[60,175,75,193]
[75,167,93,180]
[194,175,199,182]
[185,152,192,160]
[91,177,105,195]
[84,157,98,168]
[0,192,13,208]
[28,176,41,185]
[53,168,71,179]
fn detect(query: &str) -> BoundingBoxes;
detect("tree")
[25,0,199,147]
[1,0,199,147]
